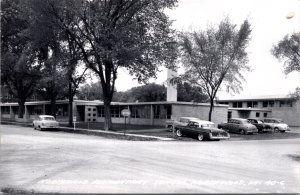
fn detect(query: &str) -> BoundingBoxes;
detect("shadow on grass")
[1,187,36,194]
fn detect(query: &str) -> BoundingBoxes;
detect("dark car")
[218,118,258,135]
[175,119,230,141]
[247,118,272,133]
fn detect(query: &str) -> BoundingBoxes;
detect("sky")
[111,0,300,98]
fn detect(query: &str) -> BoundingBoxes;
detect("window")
[264,113,268,117]
[233,102,238,108]
[237,102,243,108]
[263,101,268,107]
[228,111,232,119]
[97,106,105,117]
[247,102,252,108]
[256,112,260,117]
[279,101,285,107]
[269,101,274,107]
[252,102,258,108]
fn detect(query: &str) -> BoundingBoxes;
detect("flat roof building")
[0,100,228,127]
[217,94,300,127]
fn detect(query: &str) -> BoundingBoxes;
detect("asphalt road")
[1,124,300,193]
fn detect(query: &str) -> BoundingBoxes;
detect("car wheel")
[176,129,182,137]
[239,129,245,135]
[169,126,173,132]
[197,134,204,141]
[274,127,279,132]
[280,130,285,133]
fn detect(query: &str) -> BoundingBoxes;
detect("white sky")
[112,0,300,98]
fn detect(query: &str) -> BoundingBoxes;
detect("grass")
[60,122,163,131]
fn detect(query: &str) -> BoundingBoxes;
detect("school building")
[0,100,228,126]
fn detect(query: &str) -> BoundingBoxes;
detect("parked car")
[247,118,272,133]
[165,117,201,131]
[175,119,230,141]
[33,115,59,131]
[218,118,258,134]
[263,118,290,133]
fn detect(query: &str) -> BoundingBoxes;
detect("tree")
[176,17,251,121]
[177,82,208,102]
[77,82,103,101]
[26,0,90,125]
[1,0,41,118]
[43,0,178,130]
[124,83,166,102]
[272,33,300,75]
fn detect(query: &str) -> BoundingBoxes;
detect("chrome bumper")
[209,133,230,140]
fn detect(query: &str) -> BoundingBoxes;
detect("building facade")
[0,100,228,126]
[217,95,300,127]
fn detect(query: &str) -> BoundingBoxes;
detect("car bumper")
[209,133,230,140]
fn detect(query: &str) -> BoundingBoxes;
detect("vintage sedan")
[33,115,59,131]
[218,118,258,135]
[247,118,272,133]
[165,117,201,131]
[175,119,230,141]
[263,118,290,133]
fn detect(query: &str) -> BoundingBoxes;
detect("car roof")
[39,115,55,118]
[180,117,201,120]
[189,119,215,125]
[231,118,247,121]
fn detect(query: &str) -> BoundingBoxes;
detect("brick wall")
[172,104,228,125]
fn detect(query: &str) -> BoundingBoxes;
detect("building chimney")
[167,69,177,102]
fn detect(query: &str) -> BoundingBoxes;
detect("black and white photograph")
[1,0,300,194]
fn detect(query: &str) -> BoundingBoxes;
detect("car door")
[185,121,198,135]
[231,120,240,133]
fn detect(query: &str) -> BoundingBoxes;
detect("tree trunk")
[208,97,214,121]
[50,96,56,118]
[17,100,25,118]
[103,100,112,131]
[68,81,74,127]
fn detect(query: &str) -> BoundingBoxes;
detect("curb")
[0,121,175,141]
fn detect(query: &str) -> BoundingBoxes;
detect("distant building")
[217,95,300,127]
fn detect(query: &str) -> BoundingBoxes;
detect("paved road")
[1,124,300,193]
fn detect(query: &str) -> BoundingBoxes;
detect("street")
[1,124,300,193]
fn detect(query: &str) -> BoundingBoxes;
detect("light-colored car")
[165,117,201,131]
[175,119,230,141]
[263,118,290,133]
[218,118,258,135]
[33,115,59,131]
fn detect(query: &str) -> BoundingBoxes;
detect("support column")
[10,106,14,119]
[150,104,154,126]
[42,104,46,114]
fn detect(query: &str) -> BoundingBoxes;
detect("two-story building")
[217,95,300,127]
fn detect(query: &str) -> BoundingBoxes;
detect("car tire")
[274,127,279,132]
[176,129,182,137]
[197,134,204,141]
[239,129,245,135]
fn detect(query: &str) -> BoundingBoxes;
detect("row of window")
[96,105,172,119]
[227,100,293,108]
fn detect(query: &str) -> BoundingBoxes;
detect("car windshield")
[241,119,250,124]
[257,120,263,124]
[42,117,55,121]
[275,119,284,123]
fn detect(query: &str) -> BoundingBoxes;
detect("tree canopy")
[176,17,252,121]
[272,33,300,75]
[38,0,178,130]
